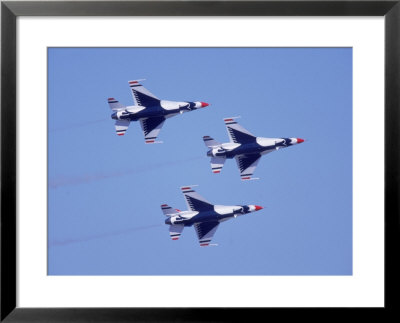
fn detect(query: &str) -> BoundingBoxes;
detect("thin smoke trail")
[48,118,108,132]
[49,224,162,247]
[49,155,204,188]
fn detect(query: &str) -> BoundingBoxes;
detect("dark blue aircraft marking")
[195,221,219,240]
[141,116,165,135]
[227,127,256,144]
[275,138,292,148]
[223,142,273,159]
[185,195,214,212]
[237,154,261,172]
[130,85,160,107]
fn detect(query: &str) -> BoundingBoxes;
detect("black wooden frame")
[1,1,399,321]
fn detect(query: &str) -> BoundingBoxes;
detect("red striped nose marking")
[297,138,304,143]
[255,205,263,211]
[201,102,209,107]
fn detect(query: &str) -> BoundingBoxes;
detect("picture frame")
[1,0,399,321]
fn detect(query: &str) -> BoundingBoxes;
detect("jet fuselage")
[207,137,303,159]
[165,204,261,227]
[111,100,207,122]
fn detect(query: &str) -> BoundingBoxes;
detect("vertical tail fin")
[108,98,125,110]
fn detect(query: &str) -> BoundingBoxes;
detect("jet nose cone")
[165,217,171,225]
[255,205,263,211]
[201,102,209,108]
[296,138,305,144]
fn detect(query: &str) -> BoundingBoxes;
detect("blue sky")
[48,47,352,275]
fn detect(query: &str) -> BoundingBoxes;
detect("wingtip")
[180,185,198,190]
[223,116,241,122]
[241,176,260,181]
[128,79,146,84]
[181,186,192,191]
[145,140,163,144]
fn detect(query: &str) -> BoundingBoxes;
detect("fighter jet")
[162,185,263,246]
[203,117,304,180]
[108,79,209,143]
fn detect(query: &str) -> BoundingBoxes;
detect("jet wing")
[235,154,262,180]
[194,221,219,247]
[224,118,256,144]
[140,116,165,144]
[181,186,214,212]
[128,79,160,107]
[115,120,130,136]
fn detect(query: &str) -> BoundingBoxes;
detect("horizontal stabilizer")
[169,224,184,240]
[210,156,226,174]
[108,98,125,111]
[115,120,130,136]
[203,136,220,148]
[161,204,179,216]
